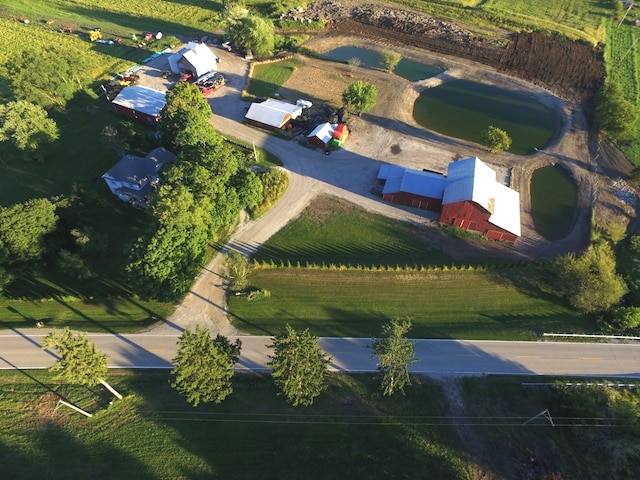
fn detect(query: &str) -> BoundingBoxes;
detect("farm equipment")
[89,27,102,42]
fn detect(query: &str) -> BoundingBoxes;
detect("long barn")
[377,157,521,242]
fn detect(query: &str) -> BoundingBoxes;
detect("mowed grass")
[247,59,301,98]
[0,370,470,480]
[229,268,588,339]
[231,197,589,339]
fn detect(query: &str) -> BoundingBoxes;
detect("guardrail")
[542,332,640,340]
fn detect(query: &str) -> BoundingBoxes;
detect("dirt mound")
[306,1,605,100]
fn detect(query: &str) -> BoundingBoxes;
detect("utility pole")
[522,409,555,427]
[619,1,635,27]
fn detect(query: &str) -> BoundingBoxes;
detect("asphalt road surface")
[1,331,639,378]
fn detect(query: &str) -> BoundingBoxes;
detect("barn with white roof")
[168,42,219,78]
[376,156,520,242]
[245,98,303,131]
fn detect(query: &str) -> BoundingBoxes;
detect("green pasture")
[252,197,453,267]
[229,268,588,339]
[0,370,469,480]
[530,165,578,240]
[246,59,301,98]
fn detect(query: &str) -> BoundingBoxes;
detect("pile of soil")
[304,1,605,101]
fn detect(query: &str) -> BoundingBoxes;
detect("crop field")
[0,370,469,480]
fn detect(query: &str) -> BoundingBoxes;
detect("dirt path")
[146,33,635,336]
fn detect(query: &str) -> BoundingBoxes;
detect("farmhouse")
[245,98,303,131]
[377,157,521,242]
[168,42,219,78]
[111,85,167,125]
[102,147,175,207]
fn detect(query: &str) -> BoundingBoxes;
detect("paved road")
[1,331,639,378]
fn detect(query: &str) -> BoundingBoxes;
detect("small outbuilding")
[168,42,219,79]
[102,147,175,207]
[245,98,303,132]
[307,122,337,148]
[329,123,349,148]
[111,85,166,125]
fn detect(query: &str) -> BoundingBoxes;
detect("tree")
[0,198,58,266]
[0,101,59,159]
[609,306,640,330]
[3,45,92,109]
[380,50,402,73]
[159,82,215,149]
[347,57,362,76]
[342,80,377,116]
[618,234,640,304]
[371,318,417,396]
[41,328,122,400]
[226,13,275,58]
[268,324,331,406]
[481,125,512,153]
[552,244,628,313]
[594,81,637,141]
[171,326,241,406]
[223,250,250,292]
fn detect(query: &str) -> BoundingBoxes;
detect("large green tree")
[371,318,417,396]
[0,101,59,159]
[171,326,242,406]
[552,244,628,313]
[268,324,331,407]
[223,250,250,292]
[593,81,637,141]
[342,80,377,116]
[226,13,275,58]
[159,82,215,149]
[0,198,58,266]
[42,328,122,400]
[3,45,92,109]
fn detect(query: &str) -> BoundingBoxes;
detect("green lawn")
[0,370,469,480]
[229,268,589,339]
[246,59,301,98]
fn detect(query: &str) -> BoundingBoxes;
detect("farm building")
[245,98,303,131]
[377,156,521,242]
[102,147,175,207]
[377,164,448,211]
[168,42,219,78]
[329,123,350,148]
[307,122,337,148]
[111,85,166,125]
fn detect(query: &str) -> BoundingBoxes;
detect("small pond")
[413,79,560,155]
[530,164,578,240]
[321,46,442,81]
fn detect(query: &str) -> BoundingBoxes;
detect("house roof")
[307,122,337,144]
[380,167,448,198]
[245,99,303,128]
[112,85,167,117]
[102,147,175,185]
[443,156,520,236]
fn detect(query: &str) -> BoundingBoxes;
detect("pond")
[530,164,578,240]
[413,79,560,155]
[321,46,442,81]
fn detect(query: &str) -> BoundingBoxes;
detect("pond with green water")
[530,164,578,240]
[413,79,560,155]
[321,46,442,81]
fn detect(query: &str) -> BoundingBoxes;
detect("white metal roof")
[443,156,520,236]
[378,164,447,197]
[307,122,336,144]
[182,42,218,78]
[245,103,290,128]
[112,85,166,117]
[262,99,303,119]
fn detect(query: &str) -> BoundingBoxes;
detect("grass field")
[246,58,301,98]
[0,370,469,480]
[229,267,589,339]
[230,198,589,339]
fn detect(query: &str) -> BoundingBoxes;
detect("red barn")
[377,157,521,242]
[245,99,303,132]
[111,85,166,125]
